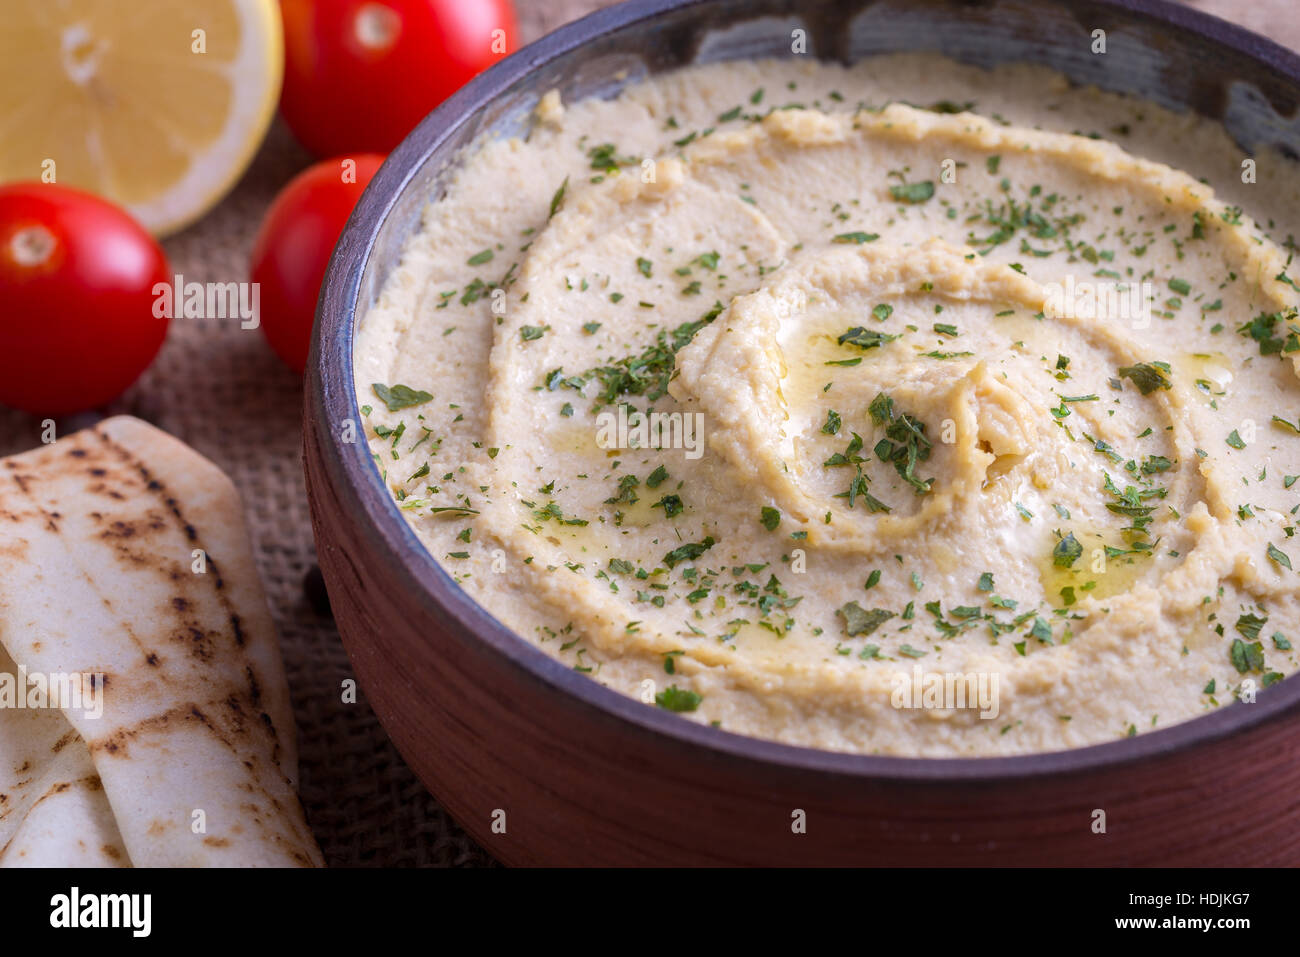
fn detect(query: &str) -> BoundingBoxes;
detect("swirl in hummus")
[355,55,1300,755]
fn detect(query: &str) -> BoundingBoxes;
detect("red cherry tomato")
[250,154,385,373]
[0,183,171,416]
[279,0,518,156]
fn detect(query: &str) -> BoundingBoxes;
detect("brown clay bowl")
[305,0,1300,865]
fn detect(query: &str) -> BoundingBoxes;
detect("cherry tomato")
[0,183,171,416]
[250,154,385,373]
[279,0,517,156]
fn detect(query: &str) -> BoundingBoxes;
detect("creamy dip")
[355,54,1300,756]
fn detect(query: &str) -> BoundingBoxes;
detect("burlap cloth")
[0,0,1289,867]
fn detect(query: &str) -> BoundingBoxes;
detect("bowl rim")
[310,0,1300,784]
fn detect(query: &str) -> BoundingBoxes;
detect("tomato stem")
[354,4,400,53]
[10,225,56,267]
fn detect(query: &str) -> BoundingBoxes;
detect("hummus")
[354,55,1300,755]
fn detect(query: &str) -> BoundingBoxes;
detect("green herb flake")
[1117,361,1172,395]
[663,537,716,569]
[1268,543,1293,570]
[832,231,880,245]
[373,382,433,412]
[1230,637,1266,674]
[548,177,568,220]
[1236,612,1268,641]
[837,601,896,637]
[889,181,935,204]
[1052,532,1083,568]
[655,685,702,712]
[838,327,899,350]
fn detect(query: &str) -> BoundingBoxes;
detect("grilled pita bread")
[0,643,127,867]
[0,416,321,867]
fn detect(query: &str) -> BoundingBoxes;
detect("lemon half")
[0,0,283,236]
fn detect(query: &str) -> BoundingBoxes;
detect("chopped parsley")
[548,176,568,219]
[868,392,933,494]
[663,537,716,569]
[837,601,895,637]
[655,685,702,712]
[373,382,433,412]
[889,181,935,204]
[1053,532,1083,568]
[1117,361,1172,395]
[1268,543,1293,570]
[838,327,899,350]
[832,231,880,244]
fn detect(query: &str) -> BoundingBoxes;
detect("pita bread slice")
[0,643,126,867]
[0,416,322,867]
